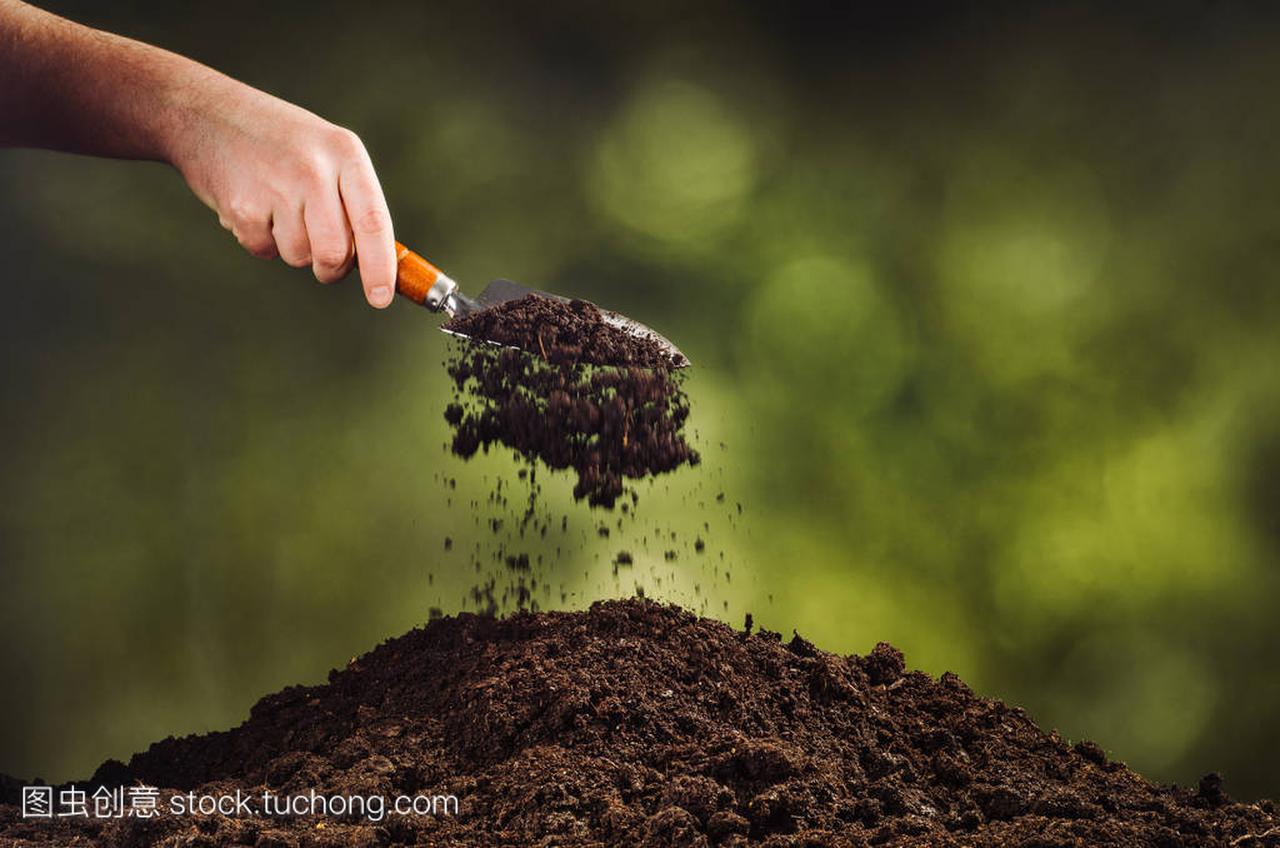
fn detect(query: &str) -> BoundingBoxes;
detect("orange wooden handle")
[395,241,444,305]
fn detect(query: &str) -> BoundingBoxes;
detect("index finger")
[338,147,397,309]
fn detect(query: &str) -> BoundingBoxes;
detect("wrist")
[150,63,226,172]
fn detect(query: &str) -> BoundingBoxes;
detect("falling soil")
[3,600,1277,847]
[443,295,699,508]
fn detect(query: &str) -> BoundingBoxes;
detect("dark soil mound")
[3,600,1278,847]
[443,295,699,508]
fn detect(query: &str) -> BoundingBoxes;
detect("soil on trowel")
[443,294,685,370]
[443,295,699,508]
[3,599,1277,847]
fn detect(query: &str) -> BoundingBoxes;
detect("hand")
[0,2,397,308]
[168,80,397,308]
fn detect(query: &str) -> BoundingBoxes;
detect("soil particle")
[443,296,699,509]
[2,599,1275,847]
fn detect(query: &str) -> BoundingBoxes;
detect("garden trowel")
[393,241,689,368]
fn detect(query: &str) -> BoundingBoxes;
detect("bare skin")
[0,0,397,307]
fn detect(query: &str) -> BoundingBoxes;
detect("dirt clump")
[443,295,699,508]
[443,294,684,370]
[3,599,1277,847]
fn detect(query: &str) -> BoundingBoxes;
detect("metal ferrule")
[426,274,459,313]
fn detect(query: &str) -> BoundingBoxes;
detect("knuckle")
[330,126,364,157]
[294,152,329,186]
[352,205,390,236]
[226,196,263,226]
[312,245,351,270]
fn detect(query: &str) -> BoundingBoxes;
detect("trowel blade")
[440,278,690,368]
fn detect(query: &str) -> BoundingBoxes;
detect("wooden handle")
[395,241,444,305]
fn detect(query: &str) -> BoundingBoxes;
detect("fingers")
[213,124,394,310]
[337,136,396,309]
[304,188,354,284]
[222,199,277,260]
[235,223,277,261]
[271,203,311,269]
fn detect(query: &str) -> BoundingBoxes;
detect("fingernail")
[370,286,393,307]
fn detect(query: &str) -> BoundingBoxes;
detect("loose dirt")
[3,599,1276,847]
[442,295,684,371]
[442,295,699,508]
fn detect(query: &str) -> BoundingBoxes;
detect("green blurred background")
[4,0,1280,801]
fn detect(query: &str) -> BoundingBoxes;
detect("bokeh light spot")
[589,79,757,247]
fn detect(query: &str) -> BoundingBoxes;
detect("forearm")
[0,1,398,307]
[0,0,220,162]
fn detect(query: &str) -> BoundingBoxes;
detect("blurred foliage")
[4,0,1280,802]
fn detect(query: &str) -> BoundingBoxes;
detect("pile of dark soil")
[4,599,1277,847]
[443,295,685,370]
[443,295,699,508]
